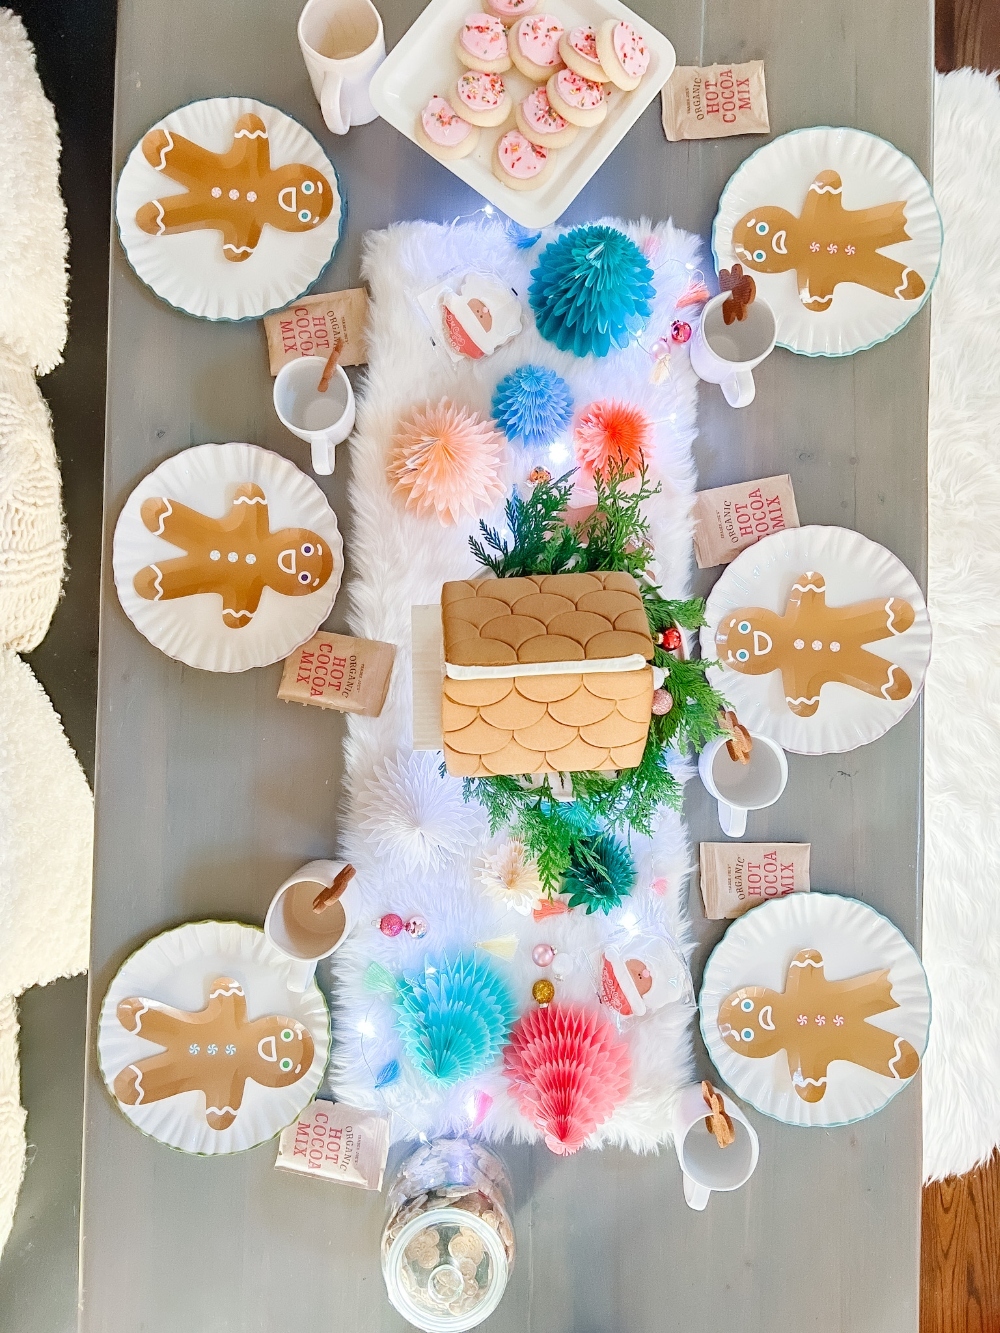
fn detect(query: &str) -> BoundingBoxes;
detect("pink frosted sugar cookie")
[546,67,609,126]
[596,18,649,91]
[484,0,538,26]
[509,14,565,82]
[456,13,512,73]
[415,95,479,160]
[515,84,578,148]
[449,69,512,127]
[558,25,610,82]
[492,128,556,192]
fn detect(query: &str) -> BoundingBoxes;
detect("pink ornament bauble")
[532,943,555,968]
[405,915,428,939]
[670,320,692,344]
[651,688,673,715]
[379,913,404,937]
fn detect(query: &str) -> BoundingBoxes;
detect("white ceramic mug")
[671,1082,759,1210]
[273,355,356,475]
[264,859,361,991]
[697,732,788,838]
[298,0,385,135]
[689,292,777,408]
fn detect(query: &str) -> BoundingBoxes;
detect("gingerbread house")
[440,572,655,778]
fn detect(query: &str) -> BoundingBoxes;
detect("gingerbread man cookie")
[732,169,926,311]
[113,977,314,1129]
[133,481,334,629]
[718,948,921,1103]
[715,570,915,717]
[135,112,334,262]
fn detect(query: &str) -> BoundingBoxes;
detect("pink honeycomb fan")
[502,1003,631,1155]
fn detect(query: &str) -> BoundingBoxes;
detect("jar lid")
[383,1208,509,1331]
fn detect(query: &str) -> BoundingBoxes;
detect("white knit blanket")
[325,215,703,1152]
[922,69,1000,1182]
[0,8,90,1258]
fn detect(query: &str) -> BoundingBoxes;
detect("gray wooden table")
[81,0,931,1328]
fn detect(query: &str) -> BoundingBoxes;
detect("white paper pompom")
[357,750,481,872]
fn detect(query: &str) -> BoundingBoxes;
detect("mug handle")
[320,71,350,135]
[286,957,319,993]
[683,1173,712,1211]
[310,436,336,475]
[718,800,747,838]
[722,370,755,408]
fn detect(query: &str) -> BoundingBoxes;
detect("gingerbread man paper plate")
[116,97,343,321]
[113,442,344,672]
[712,127,941,357]
[700,525,931,754]
[97,921,331,1154]
[699,893,929,1127]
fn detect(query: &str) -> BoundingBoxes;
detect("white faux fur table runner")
[325,215,703,1151]
[922,69,1000,1183]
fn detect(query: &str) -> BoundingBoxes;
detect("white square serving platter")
[370,0,676,228]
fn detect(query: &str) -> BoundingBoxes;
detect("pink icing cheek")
[421,96,472,146]
[498,131,548,178]
[461,14,508,60]
[613,21,649,77]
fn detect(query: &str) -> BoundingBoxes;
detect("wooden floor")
[921,12,1000,1332]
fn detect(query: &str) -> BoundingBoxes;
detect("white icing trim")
[791,1072,828,1088]
[209,981,244,998]
[885,597,905,634]
[128,1064,145,1104]
[771,229,787,255]
[786,693,820,708]
[223,244,254,256]
[153,130,174,171]
[809,178,842,195]
[233,492,265,505]
[234,126,268,139]
[151,199,165,235]
[790,954,822,969]
[150,498,172,536]
[894,267,915,299]
[127,1000,150,1033]
[223,607,253,621]
[800,283,833,307]
[149,565,164,601]
[206,1105,239,1118]
[880,663,906,700]
[758,1004,775,1031]
[887,1035,909,1079]
[445,653,650,680]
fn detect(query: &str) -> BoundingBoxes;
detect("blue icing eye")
[741,998,754,1012]
[280,1057,293,1072]
[753,250,766,263]
[298,209,311,222]
[302,180,314,194]
[742,1028,755,1041]
[301,543,314,555]
[756,221,769,235]
[736,648,750,662]
[738,620,751,634]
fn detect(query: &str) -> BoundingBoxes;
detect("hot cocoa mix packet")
[699,843,810,920]
[692,474,799,569]
[662,61,769,141]
[275,1099,390,1190]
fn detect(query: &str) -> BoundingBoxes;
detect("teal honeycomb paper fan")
[528,225,655,358]
[394,953,517,1086]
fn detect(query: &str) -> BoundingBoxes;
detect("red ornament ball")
[670,320,692,345]
[660,626,682,651]
[379,913,404,937]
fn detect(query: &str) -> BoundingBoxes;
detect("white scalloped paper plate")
[97,921,331,1155]
[712,127,941,357]
[699,893,929,1128]
[699,526,930,755]
[116,97,343,321]
[113,442,343,673]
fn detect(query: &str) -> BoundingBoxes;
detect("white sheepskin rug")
[922,68,1000,1183]
[0,8,91,1258]
[324,215,704,1153]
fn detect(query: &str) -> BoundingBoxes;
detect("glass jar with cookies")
[381,1137,515,1331]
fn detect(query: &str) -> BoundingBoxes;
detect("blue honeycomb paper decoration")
[492,364,574,449]
[394,953,516,1087]
[528,224,656,358]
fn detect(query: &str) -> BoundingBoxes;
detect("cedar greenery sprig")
[463,462,729,894]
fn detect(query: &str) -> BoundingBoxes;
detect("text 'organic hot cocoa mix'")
[275,1099,390,1190]
[692,474,799,569]
[278,631,395,716]
[264,287,369,375]
[699,842,810,920]
[661,61,769,141]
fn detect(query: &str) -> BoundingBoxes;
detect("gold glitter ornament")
[532,978,555,1005]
